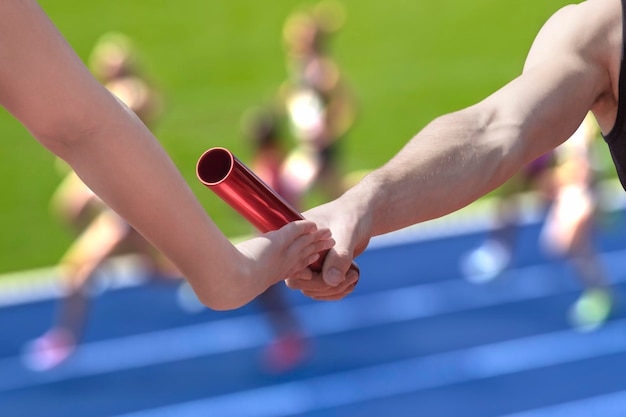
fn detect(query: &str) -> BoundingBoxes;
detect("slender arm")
[0,0,333,309]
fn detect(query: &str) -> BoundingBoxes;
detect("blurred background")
[0,0,575,272]
[4,1,626,417]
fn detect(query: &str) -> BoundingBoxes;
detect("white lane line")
[110,318,626,417]
[0,255,149,307]
[1,248,625,393]
[496,389,626,417]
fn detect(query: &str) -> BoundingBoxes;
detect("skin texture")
[0,0,335,310]
[290,0,623,300]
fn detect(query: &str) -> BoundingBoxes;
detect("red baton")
[196,147,359,274]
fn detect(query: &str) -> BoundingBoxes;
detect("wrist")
[343,172,383,237]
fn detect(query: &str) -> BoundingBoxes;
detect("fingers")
[282,217,361,301]
[280,219,322,237]
[286,268,359,293]
[305,282,358,301]
[278,220,334,253]
[270,219,362,302]
[285,267,359,300]
[320,240,358,287]
[291,232,336,273]
[272,220,335,278]
[290,266,313,281]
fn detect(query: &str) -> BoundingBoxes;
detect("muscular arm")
[0,0,333,309]
[350,0,618,237]
[297,0,621,298]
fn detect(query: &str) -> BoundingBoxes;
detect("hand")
[233,220,335,305]
[286,195,371,300]
[285,264,360,300]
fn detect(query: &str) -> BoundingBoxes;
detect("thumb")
[321,247,354,287]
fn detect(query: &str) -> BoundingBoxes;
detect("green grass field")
[0,0,575,273]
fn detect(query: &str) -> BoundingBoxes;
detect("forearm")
[294,104,524,299]
[295,0,621,300]
[61,101,255,300]
[349,52,607,238]
[0,0,268,308]
[348,105,525,237]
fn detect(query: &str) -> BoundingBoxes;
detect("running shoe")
[21,328,76,371]
[460,239,512,284]
[262,332,309,374]
[568,288,613,332]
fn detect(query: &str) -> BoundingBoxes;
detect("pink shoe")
[22,328,76,371]
[262,332,309,374]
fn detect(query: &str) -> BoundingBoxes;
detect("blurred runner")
[240,106,309,373]
[278,1,358,208]
[461,113,614,332]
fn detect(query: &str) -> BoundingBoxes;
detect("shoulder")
[525,0,622,132]
[529,0,620,57]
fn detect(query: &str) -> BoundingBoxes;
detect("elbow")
[190,276,257,312]
[184,253,263,311]
[28,110,101,161]
[198,294,249,312]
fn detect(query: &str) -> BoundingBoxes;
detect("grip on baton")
[196,147,359,275]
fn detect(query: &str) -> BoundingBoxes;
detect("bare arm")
[0,0,333,309]
[336,1,621,235]
[363,3,616,234]
[296,0,621,298]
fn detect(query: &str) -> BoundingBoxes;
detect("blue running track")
[2,201,626,417]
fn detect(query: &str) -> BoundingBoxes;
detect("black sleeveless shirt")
[602,0,626,189]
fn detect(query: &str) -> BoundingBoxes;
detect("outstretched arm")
[294,0,621,299]
[0,0,334,310]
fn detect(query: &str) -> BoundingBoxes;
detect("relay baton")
[196,147,359,274]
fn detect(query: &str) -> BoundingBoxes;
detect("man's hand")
[286,196,371,300]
